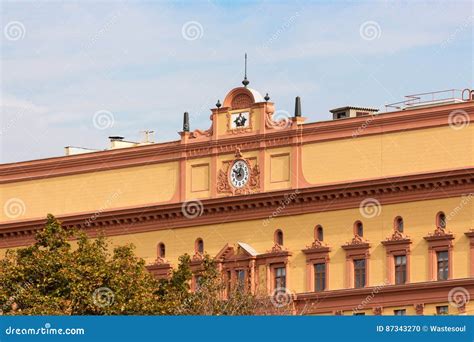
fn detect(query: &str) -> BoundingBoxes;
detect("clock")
[229,159,250,188]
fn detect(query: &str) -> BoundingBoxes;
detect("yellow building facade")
[1,85,474,315]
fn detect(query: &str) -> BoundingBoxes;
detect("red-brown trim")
[146,258,173,280]
[1,167,473,249]
[424,228,455,281]
[295,278,474,315]
[342,236,371,288]
[302,240,330,292]
[1,102,472,184]
[465,230,474,277]
[381,231,412,285]
[256,244,292,294]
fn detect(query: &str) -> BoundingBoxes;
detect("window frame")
[436,250,449,281]
[394,216,404,233]
[315,225,324,241]
[313,262,326,292]
[195,238,204,254]
[394,255,407,285]
[354,221,364,237]
[157,242,166,258]
[273,265,287,289]
[394,309,406,316]
[274,229,284,246]
[436,212,447,230]
[353,258,367,288]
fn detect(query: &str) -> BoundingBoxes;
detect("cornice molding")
[0,167,473,248]
[1,101,472,184]
[295,278,474,314]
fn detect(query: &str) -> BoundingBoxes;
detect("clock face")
[229,159,250,188]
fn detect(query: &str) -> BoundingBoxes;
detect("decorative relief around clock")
[217,148,260,195]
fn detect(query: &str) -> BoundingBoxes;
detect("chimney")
[294,96,302,117]
[330,106,378,120]
[183,112,190,132]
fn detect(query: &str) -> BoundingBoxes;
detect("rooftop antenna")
[141,130,155,143]
[242,53,249,87]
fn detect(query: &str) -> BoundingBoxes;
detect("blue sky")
[1,0,472,163]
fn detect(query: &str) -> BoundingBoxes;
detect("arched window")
[436,212,446,229]
[274,229,284,245]
[394,217,404,233]
[354,221,363,237]
[195,238,204,254]
[158,242,166,258]
[315,225,324,241]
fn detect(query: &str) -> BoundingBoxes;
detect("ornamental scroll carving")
[190,115,213,138]
[264,102,292,129]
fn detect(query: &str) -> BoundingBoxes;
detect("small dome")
[246,88,264,103]
[223,87,265,109]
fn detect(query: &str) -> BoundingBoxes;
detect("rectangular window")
[394,255,407,285]
[394,309,406,316]
[274,267,286,289]
[354,259,366,288]
[436,306,449,315]
[353,312,365,316]
[235,269,245,288]
[436,251,449,281]
[314,263,326,291]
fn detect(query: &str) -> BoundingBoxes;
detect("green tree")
[0,214,261,315]
[0,214,159,315]
[157,254,258,315]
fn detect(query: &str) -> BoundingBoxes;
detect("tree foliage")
[0,214,259,315]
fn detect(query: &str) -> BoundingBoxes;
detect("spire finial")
[242,53,249,87]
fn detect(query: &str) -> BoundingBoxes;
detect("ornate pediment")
[191,251,204,262]
[342,235,371,253]
[154,256,168,265]
[382,230,412,246]
[267,243,286,254]
[424,227,454,242]
[302,239,329,252]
